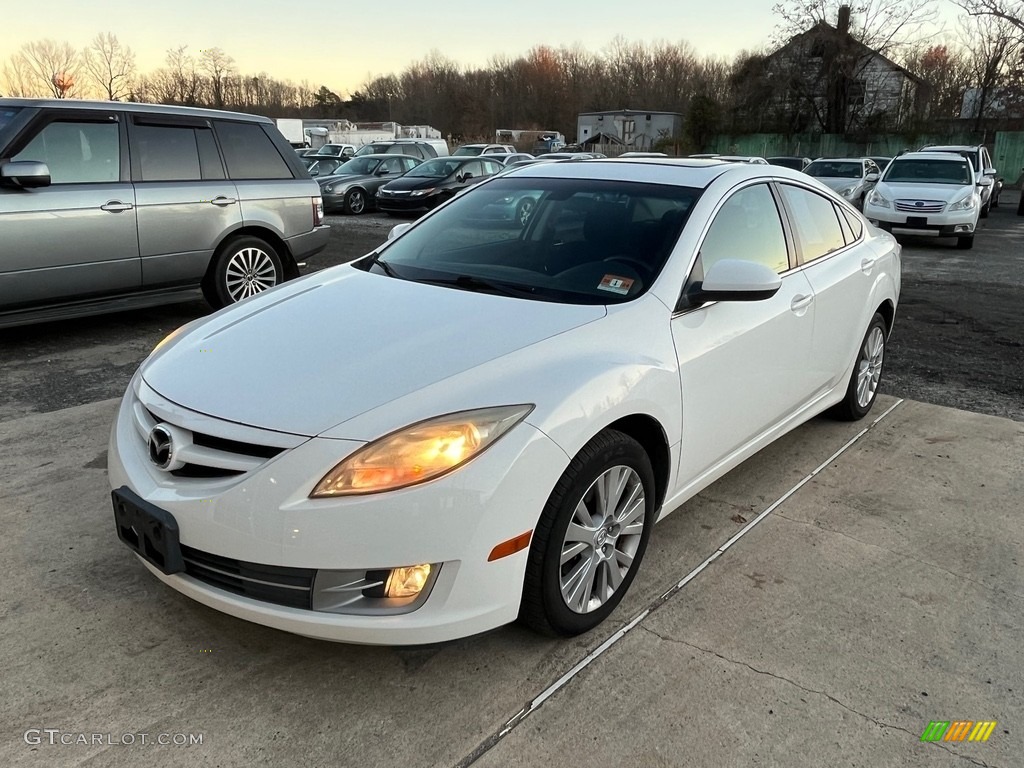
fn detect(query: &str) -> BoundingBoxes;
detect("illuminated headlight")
[867,189,890,209]
[410,188,436,197]
[310,405,534,496]
[948,194,976,212]
[385,564,431,598]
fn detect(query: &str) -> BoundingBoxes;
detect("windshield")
[406,158,464,178]
[362,177,701,305]
[355,143,393,156]
[884,159,972,185]
[334,156,382,175]
[805,161,862,178]
[768,158,804,170]
[453,146,484,156]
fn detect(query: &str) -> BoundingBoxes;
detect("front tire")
[829,313,886,421]
[520,430,655,636]
[956,235,974,250]
[203,236,283,309]
[344,188,366,215]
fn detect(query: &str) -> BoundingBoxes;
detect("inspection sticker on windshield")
[598,275,634,295]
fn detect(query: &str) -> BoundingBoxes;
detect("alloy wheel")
[856,326,885,408]
[224,247,278,302]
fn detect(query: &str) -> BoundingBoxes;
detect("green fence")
[707,132,1024,185]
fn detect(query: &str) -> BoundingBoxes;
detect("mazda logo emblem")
[148,425,174,469]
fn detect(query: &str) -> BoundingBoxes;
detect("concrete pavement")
[1,396,1021,767]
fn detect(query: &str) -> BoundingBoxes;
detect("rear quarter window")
[214,121,293,180]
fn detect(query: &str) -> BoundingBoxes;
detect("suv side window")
[214,120,292,180]
[134,124,200,181]
[778,184,846,263]
[700,183,789,275]
[13,120,119,183]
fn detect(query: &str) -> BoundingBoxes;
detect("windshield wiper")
[365,252,403,278]
[418,274,536,298]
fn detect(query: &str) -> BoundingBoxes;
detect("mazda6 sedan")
[109,159,900,645]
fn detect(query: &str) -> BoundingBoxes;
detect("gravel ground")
[0,199,1021,423]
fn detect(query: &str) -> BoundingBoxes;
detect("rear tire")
[203,235,284,309]
[956,235,974,250]
[980,203,989,219]
[520,429,655,636]
[828,313,886,421]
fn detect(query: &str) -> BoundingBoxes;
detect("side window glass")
[778,184,846,263]
[699,184,789,275]
[13,120,119,183]
[836,203,855,244]
[840,207,863,240]
[134,124,201,181]
[214,121,292,180]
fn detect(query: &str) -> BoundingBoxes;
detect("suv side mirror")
[977,177,993,188]
[387,222,413,240]
[0,160,51,188]
[865,172,879,182]
[460,172,473,182]
[983,167,997,177]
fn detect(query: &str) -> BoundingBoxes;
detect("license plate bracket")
[906,216,928,227]
[112,487,184,574]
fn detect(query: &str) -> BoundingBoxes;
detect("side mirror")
[983,168,997,177]
[865,172,879,182]
[678,259,782,310]
[977,177,994,188]
[387,222,413,241]
[460,172,473,182]
[0,160,51,188]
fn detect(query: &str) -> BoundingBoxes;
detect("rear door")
[0,109,138,308]
[129,113,242,288]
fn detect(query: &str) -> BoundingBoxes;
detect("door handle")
[100,201,134,213]
[210,196,237,207]
[860,257,877,274]
[790,294,814,312]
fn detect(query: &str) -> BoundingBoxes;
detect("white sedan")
[109,159,900,645]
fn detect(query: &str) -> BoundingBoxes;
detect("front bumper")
[864,204,977,236]
[108,379,568,644]
[375,193,436,214]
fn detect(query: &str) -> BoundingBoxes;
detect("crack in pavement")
[639,626,1003,768]
[773,512,1024,604]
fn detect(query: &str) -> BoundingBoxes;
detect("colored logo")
[920,721,997,742]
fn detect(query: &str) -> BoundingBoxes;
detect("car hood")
[876,181,973,201]
[141,267,606,437]
[382,175,447,191]
[318,172,372,186]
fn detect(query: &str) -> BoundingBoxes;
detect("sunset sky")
[2,0,962,96]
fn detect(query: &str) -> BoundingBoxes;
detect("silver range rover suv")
[0,99,329,328]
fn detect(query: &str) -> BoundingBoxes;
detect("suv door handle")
[860,257,877,274]
[210,196,237,206]
[100,201,134,213]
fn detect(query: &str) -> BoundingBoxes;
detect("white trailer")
[275,119,307,147]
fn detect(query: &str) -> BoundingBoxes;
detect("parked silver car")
[0,99,329,328]
[803,158,880,209]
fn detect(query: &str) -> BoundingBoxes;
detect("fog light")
[385,564,432,598]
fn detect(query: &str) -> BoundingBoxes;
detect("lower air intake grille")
[181,545,316,609]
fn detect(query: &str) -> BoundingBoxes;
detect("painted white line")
[456,398,904,767]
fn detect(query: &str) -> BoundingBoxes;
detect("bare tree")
[960,12,1021,125]
[200,47,235,108]
[19,39,82,98]
[952,0,1024,34]
[83,32,136,100]
[2,54,39,97]
[902,43,972,118]
[165,46,203,104]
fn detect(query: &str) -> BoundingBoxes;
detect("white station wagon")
[109,159,901,645]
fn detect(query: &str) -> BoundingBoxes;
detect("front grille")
[181,545,315,609]
[895,199,945,213]
[132,399,289,479]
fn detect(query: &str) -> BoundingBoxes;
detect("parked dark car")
[376,156,503,215]
[318,154,420,214]
[302,156,347,178]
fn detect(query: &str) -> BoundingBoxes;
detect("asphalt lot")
[0,190,1022,767]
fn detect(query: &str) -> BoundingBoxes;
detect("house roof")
[768,20,925,85]
[578,109,683,118]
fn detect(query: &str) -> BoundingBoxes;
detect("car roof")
[808,157,867,163]
[0,97,271,123]
[501,157,784,188]
[895,151,972,162]
[921,144,981,151]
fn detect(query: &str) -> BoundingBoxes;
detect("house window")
[849,80,866,107]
